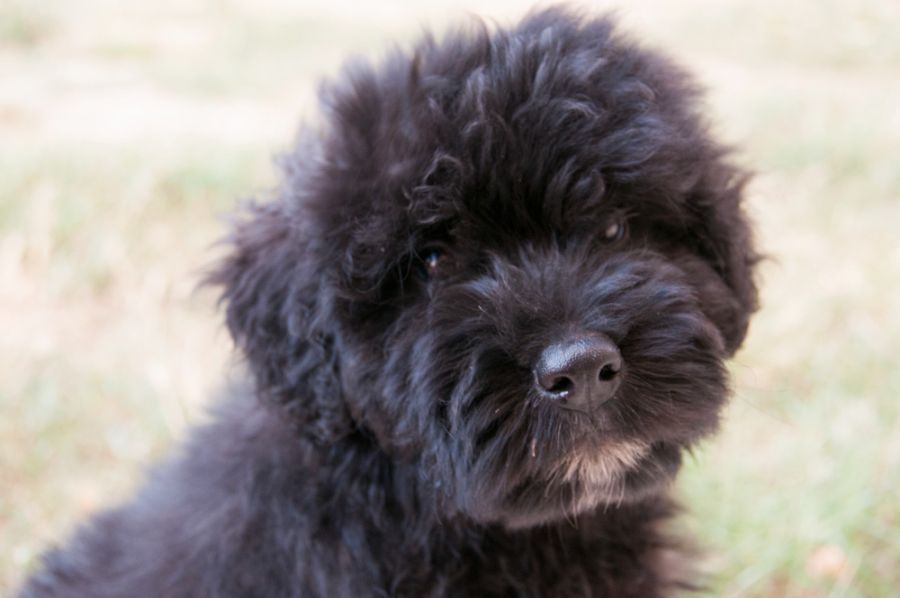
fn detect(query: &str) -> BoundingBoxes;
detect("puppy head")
[212,8,758,528]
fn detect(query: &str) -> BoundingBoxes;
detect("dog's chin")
[469,441,683,530]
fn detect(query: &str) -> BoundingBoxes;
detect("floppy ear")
[206,200,351,443]
[690,166,760,355]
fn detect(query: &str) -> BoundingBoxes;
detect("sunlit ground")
[2,1,898,595]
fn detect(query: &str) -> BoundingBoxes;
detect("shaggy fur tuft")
[21,7,758,597]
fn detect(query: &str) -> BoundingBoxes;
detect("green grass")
[1,0,898,595]
[0,0,57,47]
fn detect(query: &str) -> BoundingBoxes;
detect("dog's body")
[22,8,757,597]
[24,395,685,596]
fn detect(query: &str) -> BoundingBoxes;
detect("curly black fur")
[21,7,758,597]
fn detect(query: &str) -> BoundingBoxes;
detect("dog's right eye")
[415,246,445,281]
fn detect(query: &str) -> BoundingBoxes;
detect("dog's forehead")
[396,23,699,232]
[404,165,607,242]
[315,11,715,251]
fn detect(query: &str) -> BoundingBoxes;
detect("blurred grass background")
[1,0,898,595]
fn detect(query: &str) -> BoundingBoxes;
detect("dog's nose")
[533,333,623,410]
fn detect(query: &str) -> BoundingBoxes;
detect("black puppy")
[21,7,758,597]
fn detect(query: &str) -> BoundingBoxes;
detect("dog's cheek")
[676,255,748,354]
[333,302,448,459]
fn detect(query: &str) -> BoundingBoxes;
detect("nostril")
[598,363,619,382]
[545,376,574,396]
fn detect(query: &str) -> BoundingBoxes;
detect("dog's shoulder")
[19,388,335,597]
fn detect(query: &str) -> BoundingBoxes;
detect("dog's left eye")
[602,216,628,242]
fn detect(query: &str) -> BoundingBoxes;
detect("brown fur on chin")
[20,6,757,597]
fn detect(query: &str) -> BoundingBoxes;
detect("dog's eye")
[416,246,445,280]
[602,216,628,242]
